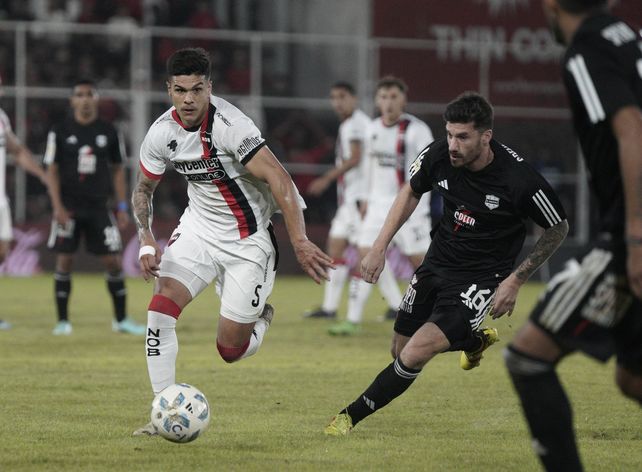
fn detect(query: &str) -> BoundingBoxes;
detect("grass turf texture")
[0,275,640,471]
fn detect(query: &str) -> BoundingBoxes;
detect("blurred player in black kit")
[325,92,569,436]
[504,1,642,470]
[44,79,145,336]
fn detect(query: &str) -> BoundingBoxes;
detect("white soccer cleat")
[259,304,274,326]
[52,321,72,336]
[132,421,157,437]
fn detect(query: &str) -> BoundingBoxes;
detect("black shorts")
[395,265,498,352]
[530,247,642,372]
[47,209,122,255]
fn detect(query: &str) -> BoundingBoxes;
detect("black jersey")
[409,138,566,282]
[44,117,125,209]
[563,13,642,237]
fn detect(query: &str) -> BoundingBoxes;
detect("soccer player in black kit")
[504,1,642,471]
[325,92,569,436]
[44,79,145,336]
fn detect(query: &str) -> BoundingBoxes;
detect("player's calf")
[216,304,274,363]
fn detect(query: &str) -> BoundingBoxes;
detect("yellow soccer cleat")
[460,327,499,370]
[324,413,353,436]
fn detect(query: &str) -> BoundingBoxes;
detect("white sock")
[146,311,178,395]
[376,263,402,310]
[240,317,269,359]
[322,263,349,312]
[347,276,373,324]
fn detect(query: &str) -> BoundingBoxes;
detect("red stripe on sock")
[216,340,250,363]
[148,294,182,319]
[334,258,347,266]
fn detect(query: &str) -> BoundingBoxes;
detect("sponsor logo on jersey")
[172,157,228,182]
[371,151,398,167]
[237,136,263,158]
[454,207,476,231]
[485,194,499,210]
[96,134,107,148]
[216,112,232,126]
[500,143,523,162]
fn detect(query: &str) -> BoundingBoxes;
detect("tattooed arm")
[131,172,161,281]
[490,219,569,319]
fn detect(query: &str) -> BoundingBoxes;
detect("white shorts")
[0,200,12,241]
[358,209,431,256]
[159,224,278,324]
[328,201,361,245]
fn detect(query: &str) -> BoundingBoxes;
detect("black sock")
[54,272,71,322]
[342,357,421,426]
[106,271,127,322]
[505,346,582,472]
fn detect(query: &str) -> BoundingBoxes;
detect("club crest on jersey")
[96,135,107,147]
[454,207,476,231]
[485,194,500,210]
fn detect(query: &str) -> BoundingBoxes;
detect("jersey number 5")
[251,284,263,308]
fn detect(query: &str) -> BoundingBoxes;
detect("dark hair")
[167,47,211,78]
[376,75,408,94]
[331,81,356,95]
[73,78,97,89]
[443,92,494,131]
[557,0,607,14]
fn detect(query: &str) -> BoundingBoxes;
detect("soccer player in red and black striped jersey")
[325,92,569,437]
[131,48,333,436]
[505,1,642,470]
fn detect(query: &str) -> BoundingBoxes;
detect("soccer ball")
[150,383,211,443]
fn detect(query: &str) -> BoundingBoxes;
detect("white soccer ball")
[150,383,211,443]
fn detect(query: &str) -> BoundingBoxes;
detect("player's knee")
[504,344,556,377]
[615,367,642,402]
[216,340,249,363]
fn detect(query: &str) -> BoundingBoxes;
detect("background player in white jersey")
[0,74,48,330]
[131,48,333,435]
[329,76,434,336]
[304,82,399,319]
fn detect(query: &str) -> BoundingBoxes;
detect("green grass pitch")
[0,275,640,471]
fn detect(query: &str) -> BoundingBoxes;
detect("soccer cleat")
[324,413,353,436]
[259,304,274,326]
[52,321,72,336]
[460,327,499,370]
[328,321,360,336]
[132,421,157,437]
[0,319,12,330]
[303,308,336,319]
[112,317,146,336]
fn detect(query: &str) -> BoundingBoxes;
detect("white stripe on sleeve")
[567,55,606,124]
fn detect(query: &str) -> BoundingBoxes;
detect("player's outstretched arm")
[6,130,48,186]
[612,106,642,298]
[132,172,161,281]
[361,183,420,283]
[245,146,335,284]
[491,219,569,318]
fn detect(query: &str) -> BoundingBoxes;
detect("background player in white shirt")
[0,74,48,330]
[131,48,333,435]
[304,82,401,320]
[329,76,434,336]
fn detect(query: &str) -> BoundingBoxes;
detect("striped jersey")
[364,113,433,216]
[335,108,370,204]
[0,108,11,204]
[139,95,278,241]
[563,13,642,238]
[410,138,566,282]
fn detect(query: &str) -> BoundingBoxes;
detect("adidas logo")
[185,402,194,413]
[362,395,375,410]
[438,179,449,190]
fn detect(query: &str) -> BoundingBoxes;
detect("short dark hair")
[556,0,607,14]
[376,75,408,94]
[443,92,494,131]
[73,78,97,89]
[167,47,211,79]
[331,81,356,95]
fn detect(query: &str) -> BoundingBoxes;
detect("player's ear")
[482,128,493,145]
[166,80,171,96]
